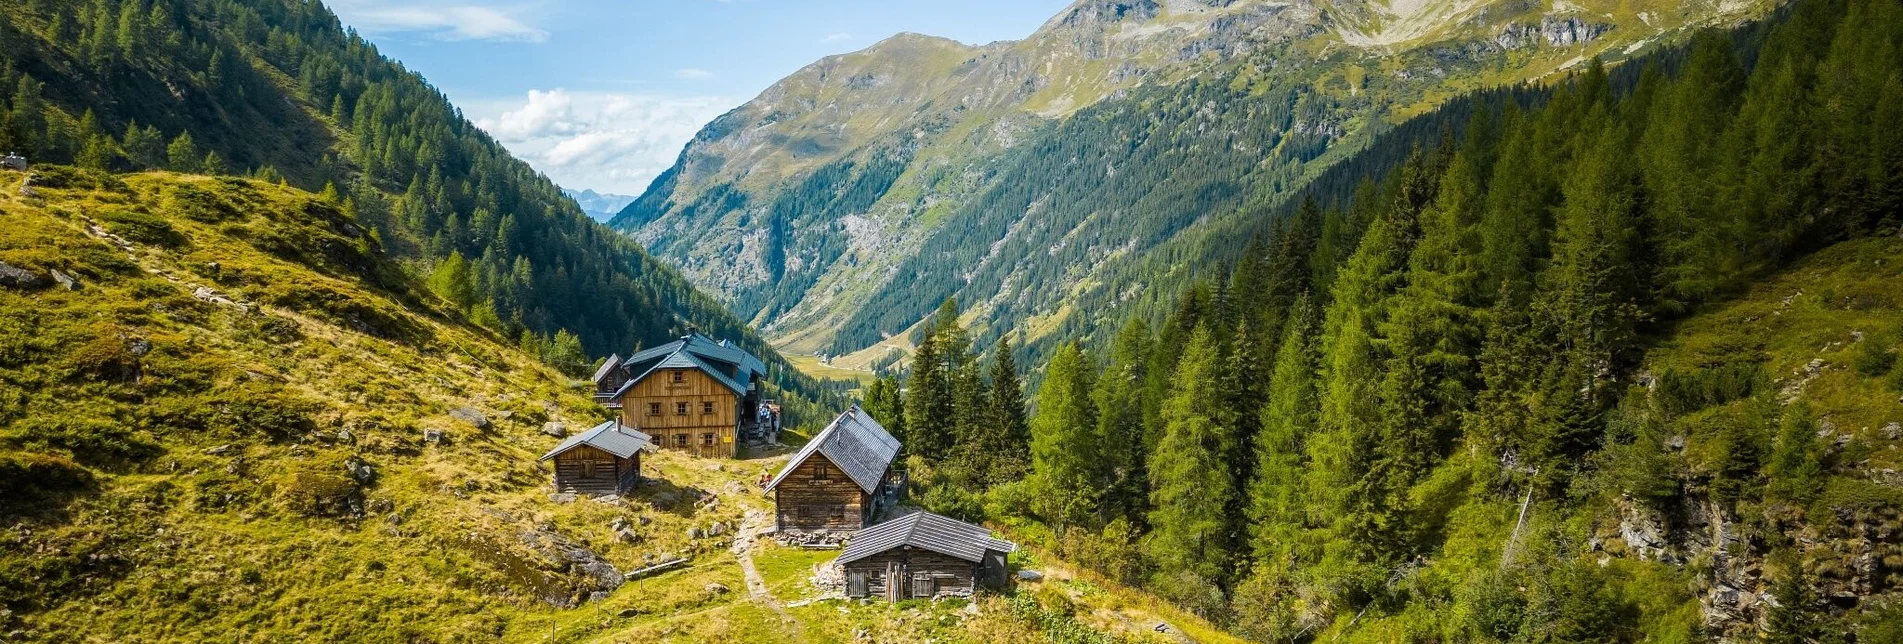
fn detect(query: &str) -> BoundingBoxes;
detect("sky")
[327,0,1073,197]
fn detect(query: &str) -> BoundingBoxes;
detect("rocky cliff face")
[616,0,1773,360]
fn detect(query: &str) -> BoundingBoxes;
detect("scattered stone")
[610,517,630,532]
[588,591,610,604]
[450,407,490,430]
[127,338,152,356]
[48,269,77,291]
[423,428,444,444]
[615,529,641,544]
[0,261,42,289]
[1883,423,1901,440]
[687,526,704,539]
[542,422,567,438]
[344,457,376,486]
[1017,569,1044,582]
[205,262,220,277]
[705,582,729,594]
[204,444,233,456]
[336,428,355,444]
[723,481,745,495]
[548,493,577,504]
[708,522,727,537]
[1154,621,1174,633]
[637,515,651,526]
[495,410,515,422]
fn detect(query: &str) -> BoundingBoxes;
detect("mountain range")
[564,188,637,223]
[614,0,1778,367]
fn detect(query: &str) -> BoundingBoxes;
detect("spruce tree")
[1094,318,1152,522]
[903,329,946,459]
[166,131,199,172]
[1145,325,1235,612]
[983,336,1030,484]
[1027,342,1100,530]
[1245,294,1319,564]
[863,376,906,439]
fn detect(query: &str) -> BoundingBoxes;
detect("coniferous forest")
[878,0,1903,638]
[0,0,835,407]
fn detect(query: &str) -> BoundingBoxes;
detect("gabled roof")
[590,353,624,384]
[539,421,652,461]
[764,405,899,494]
[610,333,768,399]
[835,512,1016,565]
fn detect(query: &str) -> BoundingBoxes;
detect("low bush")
[98,209,187,247]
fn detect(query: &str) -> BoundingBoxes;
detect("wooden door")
[847,570,867,597]
[885,561,902,602]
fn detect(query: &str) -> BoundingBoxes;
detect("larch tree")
[1145,324,1236,614]
[1027,342,1100,531]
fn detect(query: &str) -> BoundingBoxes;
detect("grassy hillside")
[0,166,1219,642]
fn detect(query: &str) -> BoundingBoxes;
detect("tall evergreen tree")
[1094,318,1153,522]
[1027,342,1100,530]
[1145,325,1236,614]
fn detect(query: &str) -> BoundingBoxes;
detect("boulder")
[610,517,629,532]
[687,526,704,539]
[49,269,78,291]
[450,407,490,430]
[344,457,376,486]
[637,515,651,526]
[708,522,727,536]
[548,493,577,504]
[542,422,567,438]
[423,428,444,444]
[204,444,234,456]
[0,261,42,289]
[705,582,729,594]
[615,529,642,544]
[1017,569,1044,582]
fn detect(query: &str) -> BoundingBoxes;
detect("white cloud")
[674,68,715,80]
[470,89,735,194]
[823,32,853,42]
[331,1,549,42]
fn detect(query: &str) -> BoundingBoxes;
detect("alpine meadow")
[4,0,1903,642]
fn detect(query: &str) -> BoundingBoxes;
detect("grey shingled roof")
[764,404,899,494]
[611,333,766,398]
[539,421,652,460]
[835,512,1016,564]
[590,353,623,384]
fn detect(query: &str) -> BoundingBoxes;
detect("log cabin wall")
[842,549,980,600]
[553,445,633,494]
[773,453,871,531]
[615,368,739,458]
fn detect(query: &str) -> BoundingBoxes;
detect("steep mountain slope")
[0,0,810,393]
[617,0,1775,364]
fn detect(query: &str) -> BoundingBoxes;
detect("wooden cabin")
[539,421,651,494]
[591,333,771,458]
[836,511,1015,601]
[763,405,899,532]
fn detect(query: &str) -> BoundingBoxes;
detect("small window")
[675,402,688,416]
[701,432,715,446]
[828,505,845,521]
[647,402,662,416]
[675,434,689,447]
[670,370,685,383]
[813,462,832,481]
[701,401,715,415]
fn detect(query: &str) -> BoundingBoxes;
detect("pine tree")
[1027,342,1100,530]
[165,132,199,172]
[1094,318,1152,522]
[122,122,162,169]
[863,376,906,439]
[982,335,1030,484]
[428,251,476,309]
[1145,325,1235,613]
[903,329,947,460]
[8,75,44,155]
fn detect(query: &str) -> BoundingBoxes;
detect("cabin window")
[670,370,685,383]
[647,402,661,416]
[675,402,688,416]
[701,401,715,415]
[675,434,689,447]
[813,462,832,481]
[828,505,845,521]
[701,432,715,446]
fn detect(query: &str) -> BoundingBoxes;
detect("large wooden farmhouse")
[539,421,652,494]
[592,333,771,458]
[763,405,900,532]
[836,511,1015,601]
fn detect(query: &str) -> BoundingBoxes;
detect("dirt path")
[732,509,803,641]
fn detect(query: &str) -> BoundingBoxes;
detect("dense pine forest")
[876,0,1903,638]
[0,0,836,419]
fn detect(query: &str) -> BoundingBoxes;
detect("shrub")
[1656,363,1763,416]
[159,183,240,223]
[98,210,187,247]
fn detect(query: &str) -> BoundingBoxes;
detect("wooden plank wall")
[842,548,981,600]
[773,453,869,531]
[615,368,740,458]
[553,445,629,494]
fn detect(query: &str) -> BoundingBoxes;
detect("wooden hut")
[763,404,899,532]
[836,511,1015,601]
[539,421,651,494]
[591,333,772,458]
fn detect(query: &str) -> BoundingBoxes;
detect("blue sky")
[327,0,1072,195]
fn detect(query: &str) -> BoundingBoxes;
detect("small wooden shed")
[836,511,1015,601]
[763,404,899,532]
[539,421,651,495]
